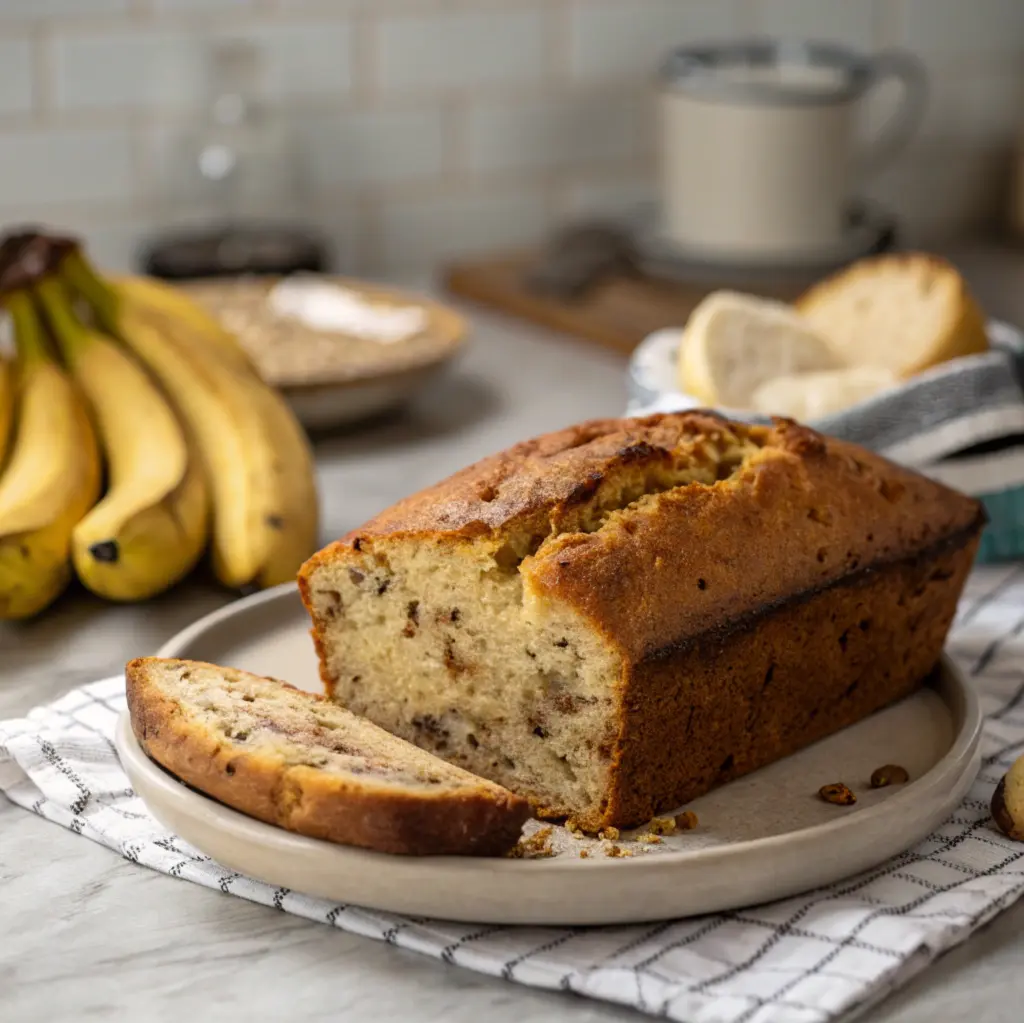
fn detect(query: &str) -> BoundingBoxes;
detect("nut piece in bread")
[679,290,841,407]
[125,657,530,857]
[299,412,984,832]
[795,252,989,379]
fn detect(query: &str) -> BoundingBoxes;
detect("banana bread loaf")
[298,412,984,831]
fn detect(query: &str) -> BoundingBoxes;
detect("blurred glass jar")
[145,39,328,278]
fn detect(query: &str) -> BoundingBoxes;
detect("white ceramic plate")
[119,585,983,926]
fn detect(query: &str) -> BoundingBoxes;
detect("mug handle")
[856,49,929,178]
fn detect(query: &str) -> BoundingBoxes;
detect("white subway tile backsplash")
[954,67,1024,142]
[865,141,1008,238]
[0,39,33,115]
[225,22,352,99]
[376,189,549,271]
[902,0,1024,58]
[466,93,641,176]
[0,0,1018,272]
[751,0,877,51]
[149,0,254,10]
[54,30,203,110]
[0,127,135,209]
[557,173,658,221]
[54,22,351,110]
[0,0,128,17]
[295,108,445,190]
[568,0,742,83]
[376,9,546,94]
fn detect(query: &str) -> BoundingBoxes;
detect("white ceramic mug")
[656,40,928,260]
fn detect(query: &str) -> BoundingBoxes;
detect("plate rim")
[145,583,983,877]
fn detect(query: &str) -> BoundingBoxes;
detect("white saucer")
[119,585,982,926]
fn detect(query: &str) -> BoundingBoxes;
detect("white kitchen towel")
[3,564,1024,1023]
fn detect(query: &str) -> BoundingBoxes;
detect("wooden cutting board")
[443,250,809,356]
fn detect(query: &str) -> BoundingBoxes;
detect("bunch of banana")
[35,276,209,602]
[60,246,320,592]
[0,229,321,620]
[0,291,101,619]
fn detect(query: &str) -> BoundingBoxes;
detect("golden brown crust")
[587,526,979,830]
[300,412,737,555]
[125,657,530,857]
[300,413,984,665]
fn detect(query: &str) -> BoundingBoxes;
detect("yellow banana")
[107,270,256,373]
[0,292,101,619]
[36,277,209,602]
[62,256,319,590]
[0,355,14,473]
[230,370,320,589]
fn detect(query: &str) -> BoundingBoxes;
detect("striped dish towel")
[1,564,1024,1023]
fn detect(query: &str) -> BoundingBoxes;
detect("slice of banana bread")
[298,412,984,831]
[125,657,530,856]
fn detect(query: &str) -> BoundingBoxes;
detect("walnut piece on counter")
[870,764,910,788]
[819,782,857,806]
[674,810,699,830]
[992,756,1024,842]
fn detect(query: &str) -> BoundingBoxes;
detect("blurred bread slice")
[678,290,841,407]
[751,365,899,421]
[795,253,989,378]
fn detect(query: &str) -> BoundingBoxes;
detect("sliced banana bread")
[795,252,990,377]
[298,412,984,831]
[125,657,530,856]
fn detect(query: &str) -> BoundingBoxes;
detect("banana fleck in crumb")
[597,826,620,841]
[506,825,555,859]
[648,816,677,836]
[674,810,699,830]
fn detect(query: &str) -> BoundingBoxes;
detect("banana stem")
[5,291,50,369]
[60,248,120,336]
[36,277,90,365]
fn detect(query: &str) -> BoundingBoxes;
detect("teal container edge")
[975,487,1024,564]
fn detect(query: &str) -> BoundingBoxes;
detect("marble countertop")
[3,256,1023,1022]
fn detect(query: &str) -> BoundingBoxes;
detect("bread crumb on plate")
[507,825,556,859]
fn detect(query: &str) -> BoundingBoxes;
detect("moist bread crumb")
[299,411,984,831]
[125,657,530,857]
[507,825,556,859]
[648,816,678,836]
